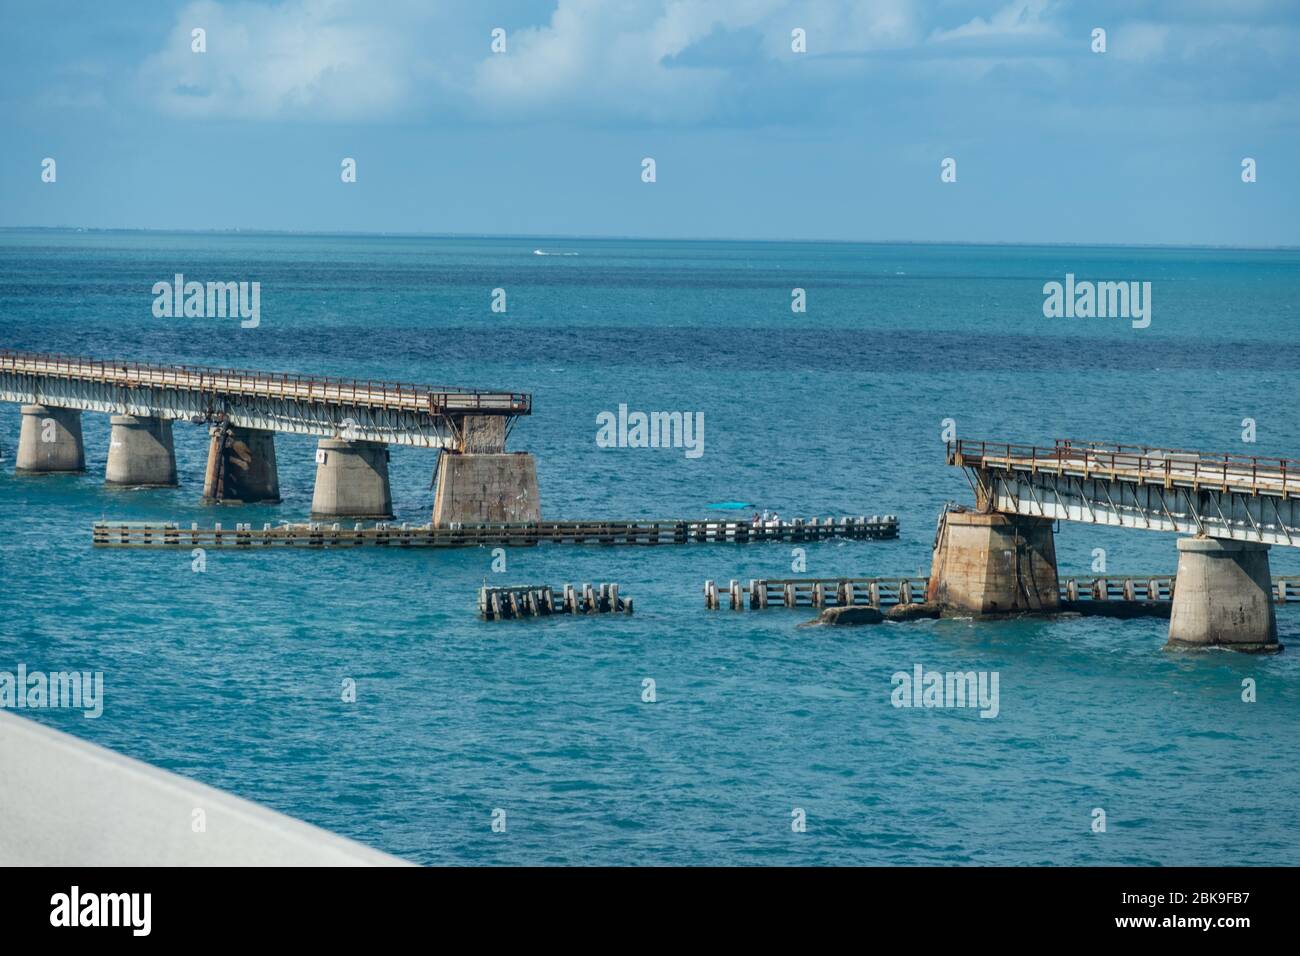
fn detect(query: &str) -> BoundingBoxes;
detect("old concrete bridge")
[931,438,1297,653]
[0,349,538,525]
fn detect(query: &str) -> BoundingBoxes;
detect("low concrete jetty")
[479,583,632,619]
[91,515,900,549]
[706,573,1300,612]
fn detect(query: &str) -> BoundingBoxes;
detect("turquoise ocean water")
[1,230,1298,865]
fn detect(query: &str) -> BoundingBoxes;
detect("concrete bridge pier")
[202,424,280,503]
[926,509,1060,614]
[433,453,540,525]
[1167,537,1281,653]
[15,403,85,473]
[310,439,393,519]
[105,415,177,487]
[431,415,540,526]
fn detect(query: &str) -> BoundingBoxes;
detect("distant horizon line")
[0,225,1296,253]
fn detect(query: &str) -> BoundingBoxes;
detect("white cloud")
[138,0,440,121]
[1111,22,1170,63]
[929,0,1057,44]
[138,0,925,124]
[756,0,921,56]
[132,0,1296,127]
[468,0,924,122]
[468,1,768,123]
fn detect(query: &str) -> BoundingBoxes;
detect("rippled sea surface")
[2,231,1298,865]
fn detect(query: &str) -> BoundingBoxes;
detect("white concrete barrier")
[0,712,410,866]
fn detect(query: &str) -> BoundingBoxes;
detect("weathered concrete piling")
[202,424,280,503]
[311,439,393,519]
[16,404,85,473]
[433,452,541,526]
[1167,537,1281,652]
[478,582,632,620]
[105,415,177,487]
[431,415,542,525]
[926,509,1059,614]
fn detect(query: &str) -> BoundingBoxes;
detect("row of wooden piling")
[479,583,633,620]
[91,515,900,549]
[706,578,923,610]
[705,575,1300,609]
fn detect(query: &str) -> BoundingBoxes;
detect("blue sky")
[1,0,1296,245]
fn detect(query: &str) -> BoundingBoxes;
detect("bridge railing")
[0,349,530,415]
[950,438,1300,495]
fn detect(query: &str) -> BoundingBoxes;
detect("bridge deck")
[951,439,1300,498]
[1,350,530,416]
